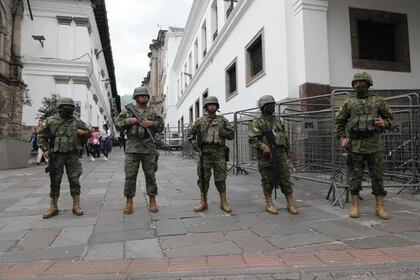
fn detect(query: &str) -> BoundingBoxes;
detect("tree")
[38,94,60,119]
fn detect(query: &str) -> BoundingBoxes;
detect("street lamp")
[32,35,45,47]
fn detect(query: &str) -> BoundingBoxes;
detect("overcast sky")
[106,0,193,98]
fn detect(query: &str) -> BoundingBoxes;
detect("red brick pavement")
[1,246,420,278]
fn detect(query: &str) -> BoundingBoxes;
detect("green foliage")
[38,93,60,119]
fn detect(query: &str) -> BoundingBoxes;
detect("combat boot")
[43,197,59,219]
[123,197,133,214]
[194,193,208,212]
[72,195,84,216]
[375,196,390,220]
[349,195,360,218]
[149,196,159,213]
[264,193,278,215]
[219,192,232,213]
[286,194,299,214]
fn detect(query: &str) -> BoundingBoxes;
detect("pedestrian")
[100,124,111,160]
[335,72,393,219]
[87,127,99,161]
[248,95,299,215]
[37,97,90,219]
[93,127,101,157]
[188,96,234,213]
[116,86,164,214]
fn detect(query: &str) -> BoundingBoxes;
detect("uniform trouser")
[347,151,387,196]
[49,153,82,198]
[257,146,293,196]
[124,153,157,197]
[197,145,227,194]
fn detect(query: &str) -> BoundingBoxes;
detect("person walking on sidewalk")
[248,95,299,215]
[116,86,164,214]
[100,124,112,160]
[37,97,90,219]
[188,96,235,213]
[335,72,393,219]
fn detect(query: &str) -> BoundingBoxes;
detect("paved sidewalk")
[0,148,419,279]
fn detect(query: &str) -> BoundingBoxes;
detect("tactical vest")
[51,118,79,153]
[200,116,226,145]
[347,95,381,135]
[126,109,155,139]
[264,117,287,147]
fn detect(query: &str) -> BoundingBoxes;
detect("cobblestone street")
[0,149,419,279]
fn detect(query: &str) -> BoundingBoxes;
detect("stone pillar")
[292,0,331,98]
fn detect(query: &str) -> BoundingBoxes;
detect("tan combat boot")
[349,195,360,218]
[194,193,208,212]
[219,192,232,213]
[42,197,59,219]
[264,193,278,215]
[72,195,84,216]
[123,197,134,214]
[149,196,159,213]
[286,194,299,214]
[375,196,390,220]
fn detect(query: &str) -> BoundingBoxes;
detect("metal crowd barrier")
[176,90,420,208]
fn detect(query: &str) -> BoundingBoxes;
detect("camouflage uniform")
[37,97,90,218]
[335,72,393,219]
[249,116,292,195]
[188,96,234,213]
[188,115,234,193]
[116,106,164,198]
[248,95,298,215]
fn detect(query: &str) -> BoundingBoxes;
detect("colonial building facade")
[144,27,184,129]
[20,0,120,128]
[164,0,420,128]
[0,0,26,136]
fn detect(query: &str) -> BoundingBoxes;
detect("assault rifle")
[262,129,279,199]
[196,129,205,192]
[125,103,155,144]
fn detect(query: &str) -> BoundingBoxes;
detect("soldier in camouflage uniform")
[335,72,393,219]
[116,86,164,214]
[188,96,235,213]
[37,97,90,219]
[249,95,299,215]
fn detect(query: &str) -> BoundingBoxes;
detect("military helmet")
[352,72,373,87]
[57,97,74,107]
[132,86,149,99]
[203,96,219,109]
[258,95,276,109]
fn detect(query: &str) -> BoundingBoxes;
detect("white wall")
[328,0,420,89]
[21,0,113,127]
[172,0,289,127]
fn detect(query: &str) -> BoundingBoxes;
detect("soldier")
[188,96,234,213]
[335,72,393,219]
[116,86,164,214]
[37,97,90,219]
[249,95,299,215]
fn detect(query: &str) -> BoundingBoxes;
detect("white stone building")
[165,0,420,128]
[20,0,120,127]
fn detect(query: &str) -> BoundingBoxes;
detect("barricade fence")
[175,91,419,207]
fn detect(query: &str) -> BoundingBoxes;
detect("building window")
[195,99,200,120]
[350,8,410,72]
[202,89,209,115]
[201,21,207,58]
[189,106,193,124]
[194,39,199,69]
[225,58,238,100]
[211,0,218,41]
[225,0,236,18]
[245,29,265,85]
